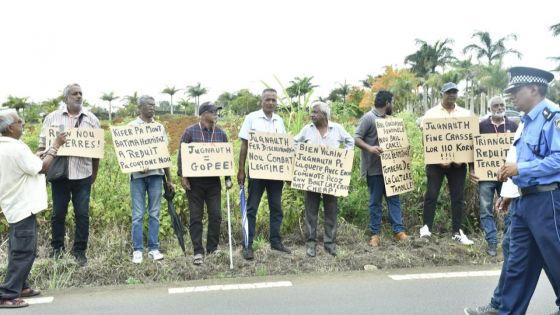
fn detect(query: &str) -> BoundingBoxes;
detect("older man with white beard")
[474,96,518,256]
[38,83,100,266]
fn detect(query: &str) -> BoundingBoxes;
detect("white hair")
[138,95,155,107]
[488,96,505,108]
[63,83,81,97]
[0,109,17,134]
[311,101,331,119]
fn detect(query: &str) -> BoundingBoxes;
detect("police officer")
[497,66,560,315]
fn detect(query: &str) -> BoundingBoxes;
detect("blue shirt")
[513,99,560,188]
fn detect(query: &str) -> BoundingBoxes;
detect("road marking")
[388,270,501,281]
[24,296,54,305]
[169,281,293,294]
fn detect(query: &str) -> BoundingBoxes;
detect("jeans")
[130,175,163,251]
[0,215,37,299]
[367,175,404,235]
[490,198,515,309]
[479,181,502,245]
[51,177,92,253]
[246,178,284,247]
[304,191,337,247]
[186,177,222,255]
[422,164,467,233]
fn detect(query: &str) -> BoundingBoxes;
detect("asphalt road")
[19,265,558,315]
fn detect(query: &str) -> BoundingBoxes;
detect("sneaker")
[148,250,164,261]
[463,303,498,315]
[132,251,143,264]
[419,225,431,238]
[453,229,474,245]
[306,245,316,257]
[193,253,204,265]
[368,235,380,247]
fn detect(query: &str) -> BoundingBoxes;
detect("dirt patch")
[159,115,199,154]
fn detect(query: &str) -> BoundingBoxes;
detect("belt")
[519,183,560,196]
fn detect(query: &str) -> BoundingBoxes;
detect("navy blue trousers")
[499,189,560,315]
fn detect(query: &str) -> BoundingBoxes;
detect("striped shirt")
[177,123,229,177]
[39,107,101,180]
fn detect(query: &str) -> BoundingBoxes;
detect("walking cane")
[226,189,234,269]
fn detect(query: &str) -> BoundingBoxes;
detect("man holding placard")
[474,96,517,257]
[420,82,474,245]
[237,88,290,260]
[355,91,408,247]
[294,101,354,257]
[39,83,101,266]
[178,102,232,265]
[127,95,174,264]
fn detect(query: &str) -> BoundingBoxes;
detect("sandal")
[193,254,204,265]
[0,298,29,308]
[21,287,41,298]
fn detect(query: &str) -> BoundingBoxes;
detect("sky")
[0,0,558,109]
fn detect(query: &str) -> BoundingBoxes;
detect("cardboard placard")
[47,127,104,159]
[247,131,294,181]
[422,117,478,164]
[291,143,353,197]
[180,142,234,177]
[380,147,414,196]
[473,133,516,181]
[375,118,409,150]
[110,124,171,173]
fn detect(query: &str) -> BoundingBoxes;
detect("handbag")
[46,114,84,182]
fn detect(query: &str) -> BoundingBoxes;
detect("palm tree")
[186,82,207,117]
[551,23,560,36]
[101,92,119,123]
[463,31,521,65]
[405,38,456,111]
[286,76,317,110]
[161,86,181,115]
[2,96,29,117]
[121,91,139,117]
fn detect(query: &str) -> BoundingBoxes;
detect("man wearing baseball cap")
[177,102,232,265]
[497,66,560,315]
[419,82,475,245]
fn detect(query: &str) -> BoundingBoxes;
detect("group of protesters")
[1,66,559,314]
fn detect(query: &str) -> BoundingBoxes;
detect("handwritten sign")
[380,147,414,196]
[110,124,171,173]
[181,142,234,177]
[376,118,409,150]
[47,128,104,159]
[247,131,294,181]
[422,117,478,164]
[473,133,515,181]
[291,143,353,197]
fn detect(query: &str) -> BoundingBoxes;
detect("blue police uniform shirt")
[513,99,560,188]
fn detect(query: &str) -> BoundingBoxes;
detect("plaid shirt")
[177,123,229,177]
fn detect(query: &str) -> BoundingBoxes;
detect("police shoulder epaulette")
[542,107,560,121]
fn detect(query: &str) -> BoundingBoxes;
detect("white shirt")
[500,123,523,198]
[294,122,354,149]
[238,109,286,140]
[0,137,48,223]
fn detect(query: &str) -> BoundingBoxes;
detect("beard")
[67,102,82,112]
[492,112,505,119]
[386,107,393,116]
